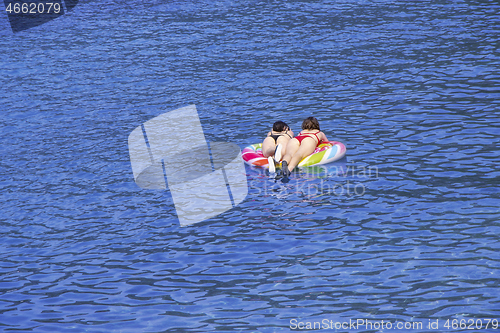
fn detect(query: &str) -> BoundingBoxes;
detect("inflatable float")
[242,141,346,168]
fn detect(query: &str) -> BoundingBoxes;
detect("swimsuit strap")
[269,131,290,143]
[270,130,291,139]
[312,131,321,142]
[299,131,320,137]
[299,131,321,143]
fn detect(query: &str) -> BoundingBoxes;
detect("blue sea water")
[1,0,499,332]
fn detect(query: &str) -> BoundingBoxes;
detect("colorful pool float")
[242,141,346,168]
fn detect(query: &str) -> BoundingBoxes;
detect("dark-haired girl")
[262,120,294,161]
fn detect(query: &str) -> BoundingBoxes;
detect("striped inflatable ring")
[242,141,346,168]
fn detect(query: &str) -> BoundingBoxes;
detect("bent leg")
[287,138,317,171]
[275,136,291,160]
[282,138,300,163]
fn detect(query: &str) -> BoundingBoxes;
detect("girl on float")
[262,121,294,173]
[281,117,328,177]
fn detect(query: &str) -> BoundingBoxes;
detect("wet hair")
[302,117,320,130]
[272,121,289,132]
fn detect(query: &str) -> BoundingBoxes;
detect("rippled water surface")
[1,0,499,332]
